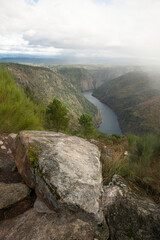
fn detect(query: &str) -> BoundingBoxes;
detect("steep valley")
[93,71,160,135]
[1,63,101,128]
[55,65,140,91]
[1,62,160,135]
[56,66,95,91]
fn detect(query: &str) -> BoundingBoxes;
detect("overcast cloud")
[0,0,160,60]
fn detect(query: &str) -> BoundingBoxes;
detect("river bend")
[82,91,122,135]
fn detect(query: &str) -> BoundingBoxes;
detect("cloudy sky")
[1,0,160,61]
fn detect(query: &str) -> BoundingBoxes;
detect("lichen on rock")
[14,131,104,224]
[103,175,160,240]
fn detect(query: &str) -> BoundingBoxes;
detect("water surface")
[82,91,122,135]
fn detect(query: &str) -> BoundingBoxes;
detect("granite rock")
[0,182,30,210]
[103,175,160,240]
[14,131,104,223]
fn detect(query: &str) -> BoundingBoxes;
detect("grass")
[0,67,44,133]
[101,133,160,201]
[126,134,160,190]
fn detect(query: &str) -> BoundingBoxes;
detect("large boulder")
[14,131,104,223]
[103,175,160,240]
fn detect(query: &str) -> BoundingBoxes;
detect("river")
[82,91,123,135]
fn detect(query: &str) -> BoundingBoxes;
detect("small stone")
[8,133,17,152]
[0,140,3,145]
[1,145,6,150]
[7,148,12,154]
[124,151,128,156]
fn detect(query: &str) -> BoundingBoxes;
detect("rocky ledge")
[0,131,159,240]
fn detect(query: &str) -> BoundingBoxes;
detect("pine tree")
[46,98,70,132]
[79,113,94,137]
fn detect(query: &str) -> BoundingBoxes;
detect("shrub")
[46,98,70,132]
[0,67,44,133]
[78,113,94,137]
[101,133,160,200]
[127,134,160,186]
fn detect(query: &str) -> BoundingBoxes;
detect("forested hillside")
[1,63,101,127]
[93,71,160,135]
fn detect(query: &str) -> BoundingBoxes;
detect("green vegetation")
[24,85,40,105]
[78,113,94,137]
[0,67,44,133]
[126,134,160,188]
[27,143,41,169]
[46,98,70,132]
[101,133,160,201]
[1,63,159,201]
[1,63,101,128]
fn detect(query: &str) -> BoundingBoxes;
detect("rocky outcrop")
[1,131,159,240]
[14,131,104,224]
[103,175,160,240]
[0,134,36,221]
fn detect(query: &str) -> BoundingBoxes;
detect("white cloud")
[0,0,160,60]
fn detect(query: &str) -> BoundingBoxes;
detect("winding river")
[82,91,123,135]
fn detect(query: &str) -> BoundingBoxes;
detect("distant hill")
[0,57,73,65]
[1,63,101,128]
[56,66,94,91]
[88,66,141,88]
[55,65,141,91]
[93,71,160,135]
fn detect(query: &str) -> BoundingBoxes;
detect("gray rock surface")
[14,131,103,223]
[8,133,17,153]
[0,182,30,209]
[0,208,95,240]
[34,197,54,214]
[103,175,160,240]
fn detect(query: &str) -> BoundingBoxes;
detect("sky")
[0,0,160,61]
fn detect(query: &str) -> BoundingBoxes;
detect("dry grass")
[100,134,160,202]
